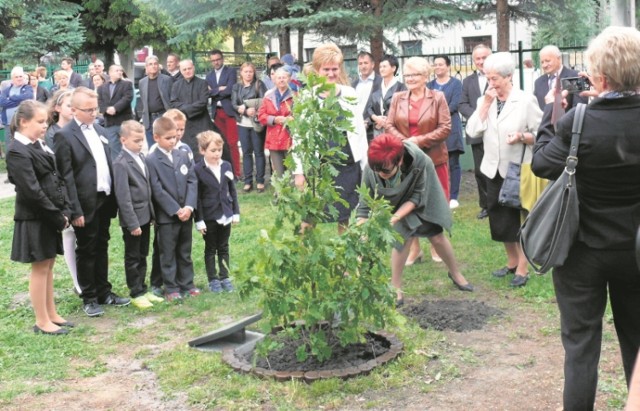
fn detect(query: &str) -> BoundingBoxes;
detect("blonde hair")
[47,89,73,125]
[54,70,69,81]
[71,87,98,107]
[153,116,176,136]
[163,108,186,123]
[196,130,224,151]
[404,56,431,78]
[120,120,145,138]
[311,43,349,85]
[585,26,640,92]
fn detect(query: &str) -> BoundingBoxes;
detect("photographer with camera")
[533,45,588,111]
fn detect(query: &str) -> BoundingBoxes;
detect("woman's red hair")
[367,134,405,171]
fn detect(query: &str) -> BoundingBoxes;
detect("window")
[463,36,492,53]
[401,40,422,56]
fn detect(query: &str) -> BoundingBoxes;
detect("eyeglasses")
[210,58,223,63]
[372,165,397,174]
[75,107,99,113]
[403,73,422,79]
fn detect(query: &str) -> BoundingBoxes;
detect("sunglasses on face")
[372,165,397,174]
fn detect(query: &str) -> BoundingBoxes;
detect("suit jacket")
[170,76,215,154]
[384,89,452,167]
[533,66,588,110]
[97,79,134,127]
[459,71,485,145]
[53,121,117,223]
[139,74,173,129]
[206,66,237,117]
[69,71,84,88]
[7,139,71,231]
[113,150,154,231]
[466,88,542,179]
[532,96,640,250]
[365,80,407,121]
[146,148,197,224]
[194,159,239,223]
[35,86,50,103]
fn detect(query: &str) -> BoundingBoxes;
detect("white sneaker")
[449,199,460,209]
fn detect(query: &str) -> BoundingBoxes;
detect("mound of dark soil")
[402,300,502,332]
[242,331,391,372]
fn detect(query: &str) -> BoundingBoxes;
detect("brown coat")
[384,89,451,166]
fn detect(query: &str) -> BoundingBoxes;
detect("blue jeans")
[448,151,461,200]
[238,125,265,185]
[105,125,122,160]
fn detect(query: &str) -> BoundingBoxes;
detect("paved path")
[0,173,15,199]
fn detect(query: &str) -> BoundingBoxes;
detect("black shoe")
[52,320,75,328]
[99,293,131,307]
[395,298,405,308]
[510,274,529,287]
[83,302,104,317]
[33,325,69,335]
[476,209,488,219]
[448,272,474,292]
[492,266,516,278]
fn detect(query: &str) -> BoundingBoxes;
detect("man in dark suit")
[53,87,129,317]
[139,56,173,147]
[533,45,588,111]
[61,57,84,89]
[97,64,134,160]
[351,51,382,142]
[206,49,240,177]
[459,44,492,219]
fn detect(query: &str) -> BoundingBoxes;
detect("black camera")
[561,77,591,93]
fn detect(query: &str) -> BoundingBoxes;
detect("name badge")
[180,164,188,175]
[224,170,234,181]
[99,135,109,145]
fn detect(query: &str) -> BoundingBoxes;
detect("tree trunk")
[297,29,305,63]
[279,27,291,57]
[370,0,384,68]
[496,0,509,51]
[233,34,244,54]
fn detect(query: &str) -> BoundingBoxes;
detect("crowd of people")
[3,26,640,410]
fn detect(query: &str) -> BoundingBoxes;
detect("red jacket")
[258,88,294,151]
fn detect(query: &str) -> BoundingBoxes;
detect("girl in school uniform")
[7,100,73,335]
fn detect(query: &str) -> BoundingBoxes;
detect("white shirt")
[14,132,51,154]
[355,72,375,114]
[156,146,173,163]
[123,147,145,177]
[378,77,398,114]
[75,119,111,194]
[478,72,487,95]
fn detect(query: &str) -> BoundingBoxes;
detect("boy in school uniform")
[146,117,200,301]
[113,121,164,309]
[194,131,240,293]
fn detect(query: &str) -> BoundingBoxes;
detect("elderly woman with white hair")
[385,56,451,266]
[533,26,640,411]
[466,52,542,288]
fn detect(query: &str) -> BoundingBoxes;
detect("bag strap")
[519,143,527,164]
[566,103,586,173]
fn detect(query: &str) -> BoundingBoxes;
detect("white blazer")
[466,88,542,179]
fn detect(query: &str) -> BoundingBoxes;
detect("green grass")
[0,179,629,409]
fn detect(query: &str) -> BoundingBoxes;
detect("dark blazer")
[385,89,452,167]
[170,76,216,154]
[53,121,117,223]
[532,96,640,250]
[97,79,134,127]
[365,80,407,122]
[139,73,173,129]
[69,71,84,88]
[161,69,182,81]
[231,80,267,121]
[34,86,51,103]
[533,66,588,111]
[194,159,239,222]
[206,66,238,117]
[459,71,485,145]
[7,139,70,231]
[146,148,198,224]
[113,150,154,231]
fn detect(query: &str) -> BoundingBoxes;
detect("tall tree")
[534,0,602,47]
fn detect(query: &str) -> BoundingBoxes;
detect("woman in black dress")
[7,100,72,335]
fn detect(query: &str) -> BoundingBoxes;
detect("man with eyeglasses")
[54,87,130,318]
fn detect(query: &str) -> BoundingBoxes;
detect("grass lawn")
[0,175,628,410]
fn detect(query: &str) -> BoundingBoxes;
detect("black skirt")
[486,174,522,242]
[11,220,63,263]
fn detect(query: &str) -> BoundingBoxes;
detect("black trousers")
[74,194,113,304]
[553,241,640,411]
[202,220,231,282]
[121,223,151,298]
[156,220,196,294]
[471,142,488,209]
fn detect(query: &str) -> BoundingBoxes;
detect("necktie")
[548,74,556,90]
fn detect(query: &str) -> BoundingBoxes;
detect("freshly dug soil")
[402,300,502,332]
[244,331,390,372]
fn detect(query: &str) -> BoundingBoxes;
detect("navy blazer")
[138,73,173,129]
[69,71,84,88]
[146,148,198,224]
[7,139,71,231]
[53,121,117,223]
[206,66,238,117]
[533,66,588,111]
[194,159,239,223]
[113,150,154,231]
[97,79,134,127]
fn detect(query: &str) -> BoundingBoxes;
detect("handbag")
[498,144,527,209]
[520,103,586,274]
[244,97,264,133]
